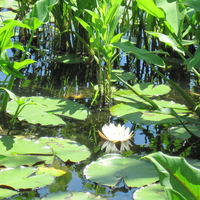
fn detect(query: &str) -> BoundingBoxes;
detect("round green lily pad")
[134,184,165,200]
[84,154,158,187]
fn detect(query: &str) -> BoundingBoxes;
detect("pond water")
[1,7,200,199]
[0,62,193,199]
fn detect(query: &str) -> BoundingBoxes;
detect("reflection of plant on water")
[1,0,200,199]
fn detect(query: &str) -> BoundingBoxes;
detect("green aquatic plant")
[0,136,91,199]
[76,0,124,103]
[144,152,200,200]
[0,18,43,113]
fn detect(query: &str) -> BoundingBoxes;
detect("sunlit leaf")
[39,137,91,162]
[0,155,45,168]
[36,166,66,177]
[144,152,200,200]
[169,124,200,140]
[42,191,107,200]
[0,188,18,199]
[0,167,54,190]
[0,136,52,157]
[148,32,184,54]
[26,0,59,23]
[84,154,158,187]
[7,96,90,125]
[110,103,181,125]
[113,41,165,67]
[134,184,165,200]
[182,0,200,11]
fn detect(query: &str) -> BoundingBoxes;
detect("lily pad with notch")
[7,96,90,125]
[83,153,158,187]
[39,137,91,163]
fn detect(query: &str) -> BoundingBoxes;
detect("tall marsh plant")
[76,0,124,103]
[0,18,42,112]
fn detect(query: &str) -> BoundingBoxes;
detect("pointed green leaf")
[144,152,200,200]
[113,41,165,67]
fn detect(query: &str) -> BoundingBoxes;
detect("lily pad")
[0,167,54,190]
[108,70,134,82]
[7,96,90,125]
[37,166,66,177]
[169,124,200,140]
[83,154,158,187]
[0,136,52,156]
[39,137,91,162]
[110,103,180,125]
[132,83,170,96]
[0,155,45,168]
[0,188,19,199]
[134,184,165,200]
[113,89,147,103]
[42,191,107,200]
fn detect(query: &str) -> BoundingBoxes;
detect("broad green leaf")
[146,32,184,55]
[0,0,18,9]
[13,41,24,51]
[113,41,165,67]
[182,0,200,11]
[22,18,44,30]
[0,136,53,157]
[0,155,45,168]
[0,188,18,199]
[184,47,200,70]
[12,59,36,70]
[42,191,107,200]
[0,11,17,21]
[164,187,187,200]
[134,184,165,200]
[112,89,147,103]
[107,70,134,82]
[3,18,43,31]
[144,152,200,200]
[84,154,158,187]
[0,167,54,190]
[37,166,66,177]
[110,103,183,125]
[39,137,91,162]
[0,87,18,101]
[0,60,24,78]
[26,0,59,23]
[154,0,181,35]
[7,96,90,125]
[136,0,165,19]
[169,124,200,140]
[132,83,171,96]
[136,0,175,33]
[75,17,94,36]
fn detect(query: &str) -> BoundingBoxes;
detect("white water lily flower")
[98,123,133,153]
